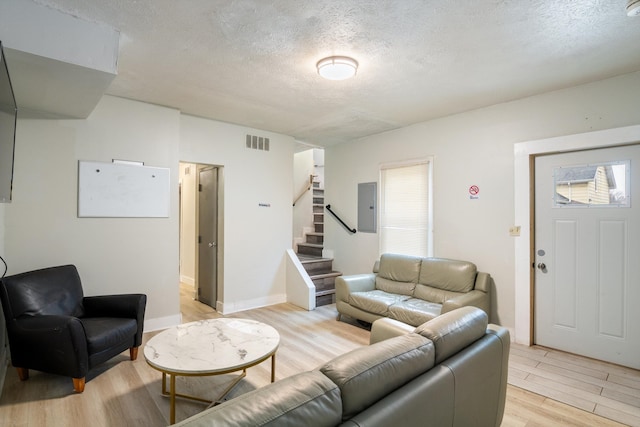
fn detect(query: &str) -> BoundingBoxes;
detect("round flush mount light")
[316,56,358,80]
[628,0,640,16]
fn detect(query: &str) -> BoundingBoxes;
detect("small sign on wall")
[469,185,480,200]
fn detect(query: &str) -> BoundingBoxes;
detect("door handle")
[208,242,216,248]
[537,263,547,272]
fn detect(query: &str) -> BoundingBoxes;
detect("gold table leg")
[161,372,179,425]
[271,354,276,382]
[161,370,250,424]
[157,351,278,424]
[170,374,176,424]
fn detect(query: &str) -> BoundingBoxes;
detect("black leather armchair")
[0,264,146,392]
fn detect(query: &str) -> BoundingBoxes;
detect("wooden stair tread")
[297,242,323,248]
[297,255,332,263]
[315,289,336,297]
[309,271,342,279]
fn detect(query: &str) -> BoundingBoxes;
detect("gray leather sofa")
[173,307,510,427]
[336,253,491,327]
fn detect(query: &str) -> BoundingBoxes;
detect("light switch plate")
[509,226,521,236]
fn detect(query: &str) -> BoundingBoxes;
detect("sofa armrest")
[83,294,146,319]
[11,315,89,377]
[441,290,489,316]
[473,272,491,293]
[370,318,415,344]
[83,294,147,346]
[335,274,376,303]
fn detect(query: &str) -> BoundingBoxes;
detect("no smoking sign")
[469,185,480,200]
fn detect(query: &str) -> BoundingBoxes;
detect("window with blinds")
[380,160,432,257]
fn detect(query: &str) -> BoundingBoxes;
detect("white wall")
[179,115,294,314]
[293,149,314,246]
[0,205,4,261]
[313,148,325,188]
[179,162,196,286]
[4,71,639,339]
[325,70,640,331]
[3,95,296,327]
[0,205,6,387]
[4,96,181,330]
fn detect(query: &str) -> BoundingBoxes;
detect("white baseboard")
[180,275,195,286]
[217,293,287,315]
[144,314,182,332]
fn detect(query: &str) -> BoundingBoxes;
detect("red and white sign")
[469,185,480,196]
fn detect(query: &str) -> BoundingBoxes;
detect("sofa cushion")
[320,333,434,420]
[387,298,441,327]
[80,317,137,354]
[173,371,342,427]
[375,253,422,295]
[414,306,488,364]
[418,258,477,293]
[375,277,416,296]
[349,290,410,316]
[413,284,463,304]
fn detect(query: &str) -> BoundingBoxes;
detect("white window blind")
[380,161,431,257]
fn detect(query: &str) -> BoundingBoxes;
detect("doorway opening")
[533,144,639,369]
[179,162,223,316]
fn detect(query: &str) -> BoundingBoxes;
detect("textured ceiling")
[30,0,640,146]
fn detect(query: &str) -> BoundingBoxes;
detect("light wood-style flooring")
[508,342,640,426]
[0,284,636,426]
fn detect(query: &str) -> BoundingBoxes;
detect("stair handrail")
[325,204,357,234]
[293,174,315,206]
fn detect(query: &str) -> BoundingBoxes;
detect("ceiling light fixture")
[627,0,640,16]
[316,56,358,80]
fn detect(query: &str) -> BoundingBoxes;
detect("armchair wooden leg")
[73,377,85,393]
[16,367,29,381]
[130,346,139,361]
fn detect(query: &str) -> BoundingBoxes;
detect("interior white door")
[534,144,640,369]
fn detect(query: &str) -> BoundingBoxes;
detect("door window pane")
[553,160,630,208]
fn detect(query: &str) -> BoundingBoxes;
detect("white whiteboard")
[78,161,170,218]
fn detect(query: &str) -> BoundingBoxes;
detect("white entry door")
[534,144,640,369]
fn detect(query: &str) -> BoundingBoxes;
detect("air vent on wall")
[245,134,270,151]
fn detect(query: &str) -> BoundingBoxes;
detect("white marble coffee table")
[144,318,280,424]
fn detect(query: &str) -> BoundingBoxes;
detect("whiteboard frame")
[78,160,170,218]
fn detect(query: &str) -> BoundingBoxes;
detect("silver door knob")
[537,263,546,271]
[208,242,216,248]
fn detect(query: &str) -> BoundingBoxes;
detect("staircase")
[296,182,342,306]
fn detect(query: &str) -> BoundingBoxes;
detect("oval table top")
[143,318,280,375]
